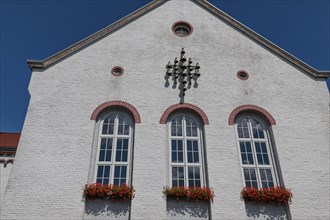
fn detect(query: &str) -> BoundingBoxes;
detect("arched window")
[168,114,205,187]
[235,115,278,189]
[94,112,133,186]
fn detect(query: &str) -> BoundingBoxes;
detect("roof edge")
[27,0,329,79]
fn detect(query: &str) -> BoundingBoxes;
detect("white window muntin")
[94,112,132,185]
[235,115,278,189]
[168,114,204,187]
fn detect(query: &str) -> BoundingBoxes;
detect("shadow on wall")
[84,200,130,220]
[245,202,287,220]
[166,200,209,219]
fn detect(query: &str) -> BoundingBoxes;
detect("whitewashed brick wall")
[1,1,329,219]
[0,161,13,206]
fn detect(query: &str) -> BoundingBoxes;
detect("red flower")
[163,186,214,203]
[83,183,135,201]
[240,187,292,204]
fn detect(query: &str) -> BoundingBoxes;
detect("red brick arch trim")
[90,101,141,123]
[159,103,209,125]
[228,105,276,126]
[0,158,14,165]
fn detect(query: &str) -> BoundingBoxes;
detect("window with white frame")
[95,112,133,186]
[235,115,277,189]
[169,114,204,188]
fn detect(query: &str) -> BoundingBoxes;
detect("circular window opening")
[111,66,124,77]
[172,21,193,37]
[237,70,249,80]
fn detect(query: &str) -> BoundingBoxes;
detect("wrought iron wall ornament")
[165,48,201,98]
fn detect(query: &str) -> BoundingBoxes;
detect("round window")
[172,21,193,37]
[237,70,249,80]
[111,66,124,77]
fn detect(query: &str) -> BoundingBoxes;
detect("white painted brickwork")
[84,200,130,220]
[0,161,13,206]
[1,0,329,219]
[166,200,209,219]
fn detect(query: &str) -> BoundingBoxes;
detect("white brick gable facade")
[1,0,329,219]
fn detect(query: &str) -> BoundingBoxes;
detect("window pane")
[240,142,254,164]
[104,166,110,178]
[117,115,130,135]
[178,167,184,178]
[121,166,127,178]
[186,117,197,137]
[244,168,258,188]
[255,142,269,165]
[251,119,265,139]
[114,166,120,178]
[193,141,199,163]
[178,149,183,162]
[96,165,111,185]
[188,167,194,179]
[115,139,129,162]
[172,167,184,187]
[103,178,109,185]
[260,168,274,188]
[187,140,199,163]
[122,151,128,162]
[171,116,183,136]
[99,150,105,162]
[115,139,122,162]
[171,140,183,163]
[114,166,127,186]
[193,141,198,151]
[97,166,104,178]
[172,152,177,162]
[100,139,107,149]
[187,141,193,163]
[99,138,113,162]
[187,152,193,163]
[187,140,192,151]
[188,167,201,187]
[195,168,200,179]
[237,118,249,138]
[102,115,115,135]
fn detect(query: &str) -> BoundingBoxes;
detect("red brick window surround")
[237,70,249,80]
[111,66,124,77]
[0,158,14,165]
[172,21,193,37]
[90,101,141,123]
[160,103,209,125]
[228,105,276,126]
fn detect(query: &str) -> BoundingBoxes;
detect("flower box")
[83,183,135,201]
[163,186,214,203]
[240,187,292,204]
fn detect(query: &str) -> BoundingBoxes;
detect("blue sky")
[1,0,329,132]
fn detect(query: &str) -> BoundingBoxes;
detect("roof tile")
[0,132,21,148]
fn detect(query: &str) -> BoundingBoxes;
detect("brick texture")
[1,1,329,219]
